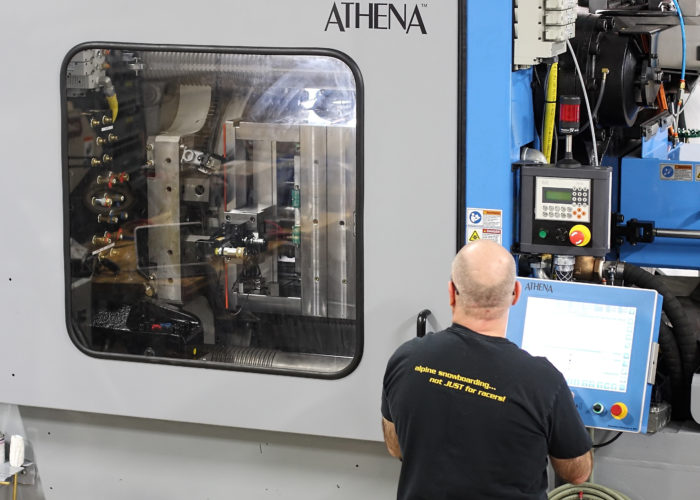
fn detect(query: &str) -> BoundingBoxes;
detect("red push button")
[569,224,591,246]
[610,402,628,420]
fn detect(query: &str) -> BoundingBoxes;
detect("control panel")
[534,177,590,223]
[506,278,662,433]
[518,164,612,256]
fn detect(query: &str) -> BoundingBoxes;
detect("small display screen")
[543,188,573,203]
[521,297,636,393]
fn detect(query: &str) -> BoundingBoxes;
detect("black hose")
[622,264,697,418]
[657,321,685,412]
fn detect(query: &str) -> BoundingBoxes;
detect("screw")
[90,157,102,167]
[102,154,112,164]
[108,133,119,143]
[146,144,154,151]
[101,115,113,125]
[96,136,106,146]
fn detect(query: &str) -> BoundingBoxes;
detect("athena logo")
[324,2,428,34]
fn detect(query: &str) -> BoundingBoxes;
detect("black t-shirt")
[381,324,592,500]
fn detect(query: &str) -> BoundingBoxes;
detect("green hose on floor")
[548,482,631,500]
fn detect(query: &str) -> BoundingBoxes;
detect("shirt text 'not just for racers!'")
[414,365,507,403]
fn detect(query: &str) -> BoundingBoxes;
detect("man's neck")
[452,313,508,338]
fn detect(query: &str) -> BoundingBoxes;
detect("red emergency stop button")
[569,224,591,247]
[610,402,628,420]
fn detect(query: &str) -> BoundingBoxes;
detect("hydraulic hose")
[548,482,631,500]
[99,75,118,122]
[542,63,558,163]
[658,321,685,407]
[591,68,608,119]
[671,0,687,88]
[622,263,697,417]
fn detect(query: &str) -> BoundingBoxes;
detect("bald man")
[381,241,592,499]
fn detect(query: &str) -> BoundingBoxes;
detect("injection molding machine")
[1,1,700,498]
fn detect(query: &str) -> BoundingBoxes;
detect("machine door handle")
[417,309,432,338]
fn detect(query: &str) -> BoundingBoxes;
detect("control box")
[518,164,612,256]
[506,278,662,433]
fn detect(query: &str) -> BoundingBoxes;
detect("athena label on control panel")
[466,208,502,244]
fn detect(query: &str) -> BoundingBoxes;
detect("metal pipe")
[654,228,700,239]
[521,147,547,164]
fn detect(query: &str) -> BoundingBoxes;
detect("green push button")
[538,229,548,239]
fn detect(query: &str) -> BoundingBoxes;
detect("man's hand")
[382,417,402,459]
[550,450,593,485]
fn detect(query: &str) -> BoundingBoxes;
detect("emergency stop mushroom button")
[610,402,628,420]
[568,224,591,246]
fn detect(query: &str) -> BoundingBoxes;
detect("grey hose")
[592,74,607,119]
[548,482,631,500]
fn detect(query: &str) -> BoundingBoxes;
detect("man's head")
[449,241,520,326]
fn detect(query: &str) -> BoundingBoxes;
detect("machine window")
[63,45,361,377]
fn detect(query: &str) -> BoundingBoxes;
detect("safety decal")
[660,163,693,181]
[695,164,700,182]
[466,207,502,245]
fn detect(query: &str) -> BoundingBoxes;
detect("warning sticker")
[695,165,700,182]
[466,207,502,245]
[660,163,693,181]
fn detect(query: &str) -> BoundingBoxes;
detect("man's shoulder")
[385,330,455,367]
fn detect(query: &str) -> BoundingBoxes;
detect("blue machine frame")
[619,153,700,269]
[506,278,662,433]
[463,3,535,249]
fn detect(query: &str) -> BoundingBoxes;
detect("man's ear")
[512,280,522,306]
[448,281,457,307]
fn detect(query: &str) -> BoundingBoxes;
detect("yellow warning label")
[696,168,700,181]
[469,231,480,241]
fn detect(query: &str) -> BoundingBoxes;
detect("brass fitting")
[97,213,118,224]
[92,235,112,246]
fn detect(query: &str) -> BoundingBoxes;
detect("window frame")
[61,42,364,379]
